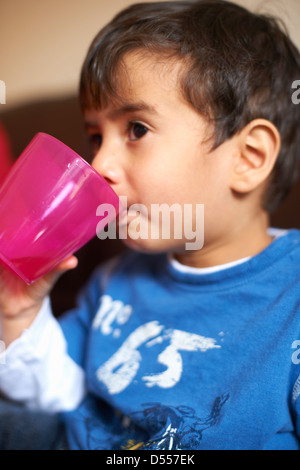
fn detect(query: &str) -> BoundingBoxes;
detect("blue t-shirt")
[60,229,300,450]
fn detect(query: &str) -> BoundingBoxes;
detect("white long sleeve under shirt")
[0,296,86,412]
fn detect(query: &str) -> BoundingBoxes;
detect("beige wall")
[1,0,300,110]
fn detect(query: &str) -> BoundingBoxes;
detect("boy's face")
[84,52,237,260]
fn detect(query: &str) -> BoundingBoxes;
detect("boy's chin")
[120,236,187,255]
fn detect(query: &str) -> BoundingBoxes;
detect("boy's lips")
[117,207,136,228]
[117,211,130,228]
[117,203,148,228]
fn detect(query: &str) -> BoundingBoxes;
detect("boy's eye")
[89,134,102,153]
[128,122,149,141]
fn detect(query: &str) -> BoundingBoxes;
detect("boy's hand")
[0,255,78,345]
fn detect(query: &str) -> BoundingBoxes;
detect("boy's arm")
[0,255,87,411]
[0,255,118,412]
[0,296,86,411]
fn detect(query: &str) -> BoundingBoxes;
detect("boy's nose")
[91,148,120,187]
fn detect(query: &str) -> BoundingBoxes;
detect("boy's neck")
[174,211,272,269]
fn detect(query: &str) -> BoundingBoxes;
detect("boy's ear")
[230,119,281,194]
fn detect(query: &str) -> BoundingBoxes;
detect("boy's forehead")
[84,52,189,120]
[112,51,185,106]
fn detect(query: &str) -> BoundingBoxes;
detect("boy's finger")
[55,255,78,272]
[42,255,78,289]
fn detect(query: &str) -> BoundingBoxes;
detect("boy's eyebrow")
[84,101,160,129]
[108,101,159,119]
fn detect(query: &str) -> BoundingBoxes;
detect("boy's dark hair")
[80,0,300,213]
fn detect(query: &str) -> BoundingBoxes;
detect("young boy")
[1,0,300,450]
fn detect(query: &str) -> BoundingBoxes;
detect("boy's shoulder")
[267,228,300,263]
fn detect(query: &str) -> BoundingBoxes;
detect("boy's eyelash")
[88,134,102,152]
[89,133,102,144]
[87,121,149,151]
[127,121,149,140]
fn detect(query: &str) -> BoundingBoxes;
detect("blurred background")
[0,0,300,314]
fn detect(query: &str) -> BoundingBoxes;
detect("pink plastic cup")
[0,132,120,284]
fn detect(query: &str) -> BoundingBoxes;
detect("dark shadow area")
[0,94,299,314]
[270,182,300,230]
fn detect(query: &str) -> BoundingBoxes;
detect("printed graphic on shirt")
[93,295,221,394]
[126,396,230,450]
[79,394,230,450]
